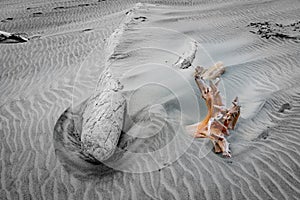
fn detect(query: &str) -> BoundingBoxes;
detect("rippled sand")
[1,0,300,199]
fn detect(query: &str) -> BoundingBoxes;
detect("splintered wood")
[0,30,29,43]
[190,62,240,157]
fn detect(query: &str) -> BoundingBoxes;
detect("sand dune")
[1,0,300,199]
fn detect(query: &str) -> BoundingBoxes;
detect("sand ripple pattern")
[1,0,300,199]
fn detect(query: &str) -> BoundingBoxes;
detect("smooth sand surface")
[1,0,300,199]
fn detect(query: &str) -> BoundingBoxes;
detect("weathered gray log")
[81,69,126,162]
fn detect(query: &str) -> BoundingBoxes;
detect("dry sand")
[1,0,300,199]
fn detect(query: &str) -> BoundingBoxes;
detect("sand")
[1,0,300,199]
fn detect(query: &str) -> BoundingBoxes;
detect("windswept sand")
[1,0,300,199]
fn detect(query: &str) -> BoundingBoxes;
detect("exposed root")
[190,63,240,157]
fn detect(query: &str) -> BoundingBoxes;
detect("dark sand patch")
[248,21,300,41]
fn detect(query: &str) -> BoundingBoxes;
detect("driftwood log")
[189,63,240,157]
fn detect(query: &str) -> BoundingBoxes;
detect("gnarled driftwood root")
[191,63,240,157]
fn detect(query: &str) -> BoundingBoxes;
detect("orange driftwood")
[192,64,240,157]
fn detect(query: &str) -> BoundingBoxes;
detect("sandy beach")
[1,0,300,199]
